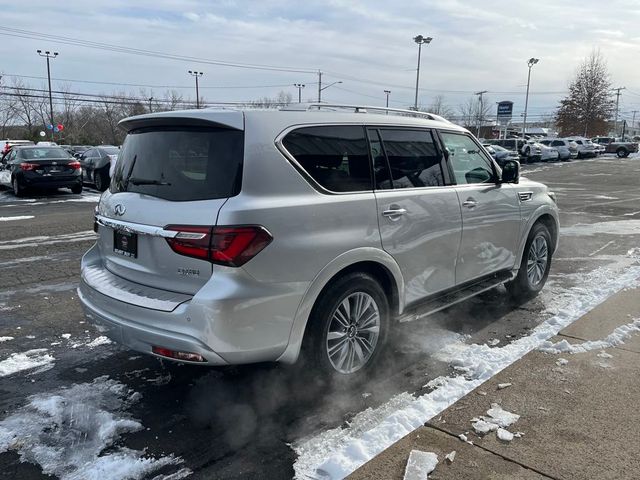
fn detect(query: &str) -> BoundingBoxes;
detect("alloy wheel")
[326,292,380,374]
[527,235,548,287]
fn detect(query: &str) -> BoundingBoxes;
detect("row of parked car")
[0,140,120,196]
[481,136,638,167]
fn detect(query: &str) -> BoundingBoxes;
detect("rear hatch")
[96,117,244,295]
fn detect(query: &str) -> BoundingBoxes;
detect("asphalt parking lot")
[1,155,639,479]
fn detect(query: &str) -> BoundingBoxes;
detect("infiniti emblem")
[114,204,126,216]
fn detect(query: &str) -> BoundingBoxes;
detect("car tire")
[71,183,83,194]
[94,167,109,192]
[507,222,552,302]
[301,272,389,382]
[12,177,25,197]
[616,148,628,158]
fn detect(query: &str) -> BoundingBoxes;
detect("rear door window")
[376,128,444,189]
[111,127,243,201]
[282,125,372,192]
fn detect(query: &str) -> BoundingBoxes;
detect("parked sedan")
[0,146,82,196]
[482,144,520,167]
[567,138,597,158]
[78,146,119,191]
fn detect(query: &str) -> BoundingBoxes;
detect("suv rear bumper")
[79,244,306,365]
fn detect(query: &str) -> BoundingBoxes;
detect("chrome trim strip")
[96,215,177,238]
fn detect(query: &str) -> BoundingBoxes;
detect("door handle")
[382,208,407,217]
[462,198,477,208]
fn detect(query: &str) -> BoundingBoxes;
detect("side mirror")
[501,159,520,184]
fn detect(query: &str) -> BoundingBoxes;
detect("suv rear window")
[282,126,372,192]
[111,127,243,201]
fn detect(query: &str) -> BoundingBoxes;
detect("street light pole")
[188,70,203,108]
[522,57,539,138]
[148,97,153,113]
[384,90,391,109]
[37,50,58,140]
[294,83,305,103]
[318,80,343,102]
[413,35,432,111]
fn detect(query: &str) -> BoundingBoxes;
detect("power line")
[0,27,316,74]
[3,73,308,90]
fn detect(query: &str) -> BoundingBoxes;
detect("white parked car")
[525,141,559,162]
[539,139,578,161]
[567,138,597,158]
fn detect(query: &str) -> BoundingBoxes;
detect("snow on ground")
[561,219,640,237]
[0,349,54,377]
[0,336,14,342]
[403,450,438,480]
[0,215,34,222]
[293,262,640,479]
[0,231,96,250]
[0,376,191,480]
[538,317,640,354]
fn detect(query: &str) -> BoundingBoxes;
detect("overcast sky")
[2,0,639,122]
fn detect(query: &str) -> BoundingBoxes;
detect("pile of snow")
[0,376,190,480]
[0,336,14,342]
[293,263,640,479]
[0,349,54,377]
[538,318,640,354]
[403,450,438,480]
[471,404,520,440]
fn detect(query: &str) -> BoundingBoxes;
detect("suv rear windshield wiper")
[128,177,172,186]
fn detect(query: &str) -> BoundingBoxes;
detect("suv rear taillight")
[164,225,272,267]
[68,161,81,170]
[20,162,37,171]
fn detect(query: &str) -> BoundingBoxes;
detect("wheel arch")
[515,207,560,268]
[276,248,404,364]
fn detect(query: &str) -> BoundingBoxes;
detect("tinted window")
[377,129,444,189]
[20,148,71,159]
[368,129,392,190]
[441,132,494,185]
[111,127,243,202]
[551,140,563,146]
[282,126,372,192]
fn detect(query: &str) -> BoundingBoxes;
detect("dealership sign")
[497,101,513,124]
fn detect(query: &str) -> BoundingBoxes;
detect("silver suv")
[79,104,559,379]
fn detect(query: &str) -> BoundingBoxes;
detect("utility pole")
[413,35,433,111]
[613,87,625,137]
[188,70,203,108]
[294,83,305,103]
[37,50,58,140]
[148,97,153,113]
[384,90,391,111]
[317,70,322,103]
[522,57,539,139]
[474,90,488,138]
[632,110,638,137]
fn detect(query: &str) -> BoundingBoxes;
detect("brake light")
[164,225,272,267]
[68,161,81,170]
[20,162,37,171]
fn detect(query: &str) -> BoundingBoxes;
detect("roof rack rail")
[280,103,451,123]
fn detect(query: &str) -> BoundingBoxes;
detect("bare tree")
[556,50,614,137]
[426,95,454,118]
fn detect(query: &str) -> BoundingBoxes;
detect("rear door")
[370,127,462,305]
[96,124,244,294]
[439,131,521,285]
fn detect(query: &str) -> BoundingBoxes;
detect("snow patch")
[403,450,438,480]
[561,219,640,237]
[87,336,112,348]
[0,215,34,222]
[0,336,14,342]
[538,318,640,354]
[555,358,568,366]
[497,428,514,442]
[0,349,54,376]
[0,376,190,480]
[293,264,640,479]
[444,450,456,464]
[497,382,512,390]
